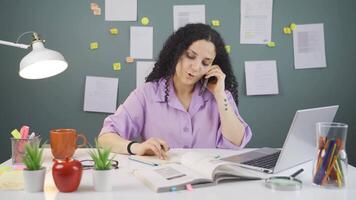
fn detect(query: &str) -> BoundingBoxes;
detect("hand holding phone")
[199,76,217,96]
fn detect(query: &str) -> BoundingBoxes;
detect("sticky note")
[266,41,276,48]
[20,125,29,139]
[290,23,297,30]
[211,20,220,27]
[13,165,26,170]
[126,56,134,63]
[225,45,231,54]
[109,28,119,35]
[283,27,292,35]
[186,184,193,191]
[113,63,121,71]
[0,166,11,175]
[93,8,101,16]
[11,129,21,139]
[90,42,99,50]
[141,17,150,26]
[90,3,99,10]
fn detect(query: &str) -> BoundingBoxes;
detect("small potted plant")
[22,140,45,192]
[89,140,116,192]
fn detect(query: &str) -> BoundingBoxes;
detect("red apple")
[52,158,83,192]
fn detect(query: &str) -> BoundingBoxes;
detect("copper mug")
[50,129,88,160]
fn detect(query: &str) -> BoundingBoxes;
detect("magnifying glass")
[265,168,304,191]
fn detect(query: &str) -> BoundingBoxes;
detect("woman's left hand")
[204,65,226,96]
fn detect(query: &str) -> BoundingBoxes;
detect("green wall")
[0,0,355,166]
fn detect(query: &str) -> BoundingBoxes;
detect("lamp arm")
[0,40,30,49]
[0,31,40,49]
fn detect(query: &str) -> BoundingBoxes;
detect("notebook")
[221,105,339,174]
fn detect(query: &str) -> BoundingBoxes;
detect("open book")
[133,152,267,192]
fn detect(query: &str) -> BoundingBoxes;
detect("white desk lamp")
[0,31,68,79]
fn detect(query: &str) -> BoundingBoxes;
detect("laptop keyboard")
[242,151,281,169]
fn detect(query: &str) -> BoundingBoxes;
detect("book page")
[181,152,230,179]
[129,151,183,166]
[133,163,211,192]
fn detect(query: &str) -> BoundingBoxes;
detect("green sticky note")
[11,129,21,139]
[90,42,99,50]
[290,23,297,30]
[0,166,11,175]
[283,27,292,35]
[267,41,276,48]
[211,20,220,27]
[113,62,121,71]
[225,45,231,54]
[141,17,150,25]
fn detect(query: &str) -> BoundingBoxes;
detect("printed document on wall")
[130,26,153,59]
[105,0,137,21]
[136,61,155,88]
[245,60,279,96]
[84,76,118,113]
[173,5,205,31]
[240,0,273,44]
[293,23,326,69]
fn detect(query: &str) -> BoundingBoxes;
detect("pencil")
[321,142,339,185]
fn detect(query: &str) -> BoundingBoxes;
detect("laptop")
[221,105,339,174]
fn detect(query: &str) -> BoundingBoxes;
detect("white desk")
[0,148,355,200]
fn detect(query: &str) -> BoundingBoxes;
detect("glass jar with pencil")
[312,122,348,188]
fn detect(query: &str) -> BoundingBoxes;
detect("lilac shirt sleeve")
[216,91,252,149]
[100,89,145,140]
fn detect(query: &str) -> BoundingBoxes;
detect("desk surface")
[0,148,355,200]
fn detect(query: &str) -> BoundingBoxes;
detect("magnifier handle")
[290,168,304,178]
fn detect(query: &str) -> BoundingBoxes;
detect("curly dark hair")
[146,23,239,106]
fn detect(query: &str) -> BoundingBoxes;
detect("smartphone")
[199,76,217,96]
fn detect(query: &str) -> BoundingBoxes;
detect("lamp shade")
[19,41,68,79]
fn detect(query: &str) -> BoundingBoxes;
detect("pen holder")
[11,136,40,165]
[312,122,348,188]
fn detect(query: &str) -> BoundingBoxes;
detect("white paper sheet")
[130,26,153,59]
[84,76,118,113]
[105,0,137,21]
[293,23,327,69]
[136,61,155,88]
[245,60,279,96]
[173,5,205,31]
[240,0,273,44]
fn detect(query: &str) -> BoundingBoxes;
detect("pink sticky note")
[186,184,193,191]
[13,164,26,170]
[20,125,29,139]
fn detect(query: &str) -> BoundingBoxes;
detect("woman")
[98,23,252,159]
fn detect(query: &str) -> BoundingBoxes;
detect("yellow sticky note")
[225,45,231,54]
[283,27,292,34]
[90,42,98,50]
[11,129,21,139]
[93,8,101,15]
[141,17,150,25]
[290,23,297,30]
[126,57,134,63]
[110,28,119,35]
[113,63,121,71]
[266,41,276,48]
[0,166,11,175]
[211,20,220,27]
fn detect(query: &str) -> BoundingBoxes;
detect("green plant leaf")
[88,138,116,170]
[23,139,43,171]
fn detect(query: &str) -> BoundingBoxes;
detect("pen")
[128,157,159,166]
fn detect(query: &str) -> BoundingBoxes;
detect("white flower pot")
[23,167,46,192]
[93,169,113,192]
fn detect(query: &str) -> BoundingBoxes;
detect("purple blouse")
[100,79,252,149]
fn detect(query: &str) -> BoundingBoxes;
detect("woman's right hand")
[131,138,170,160]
